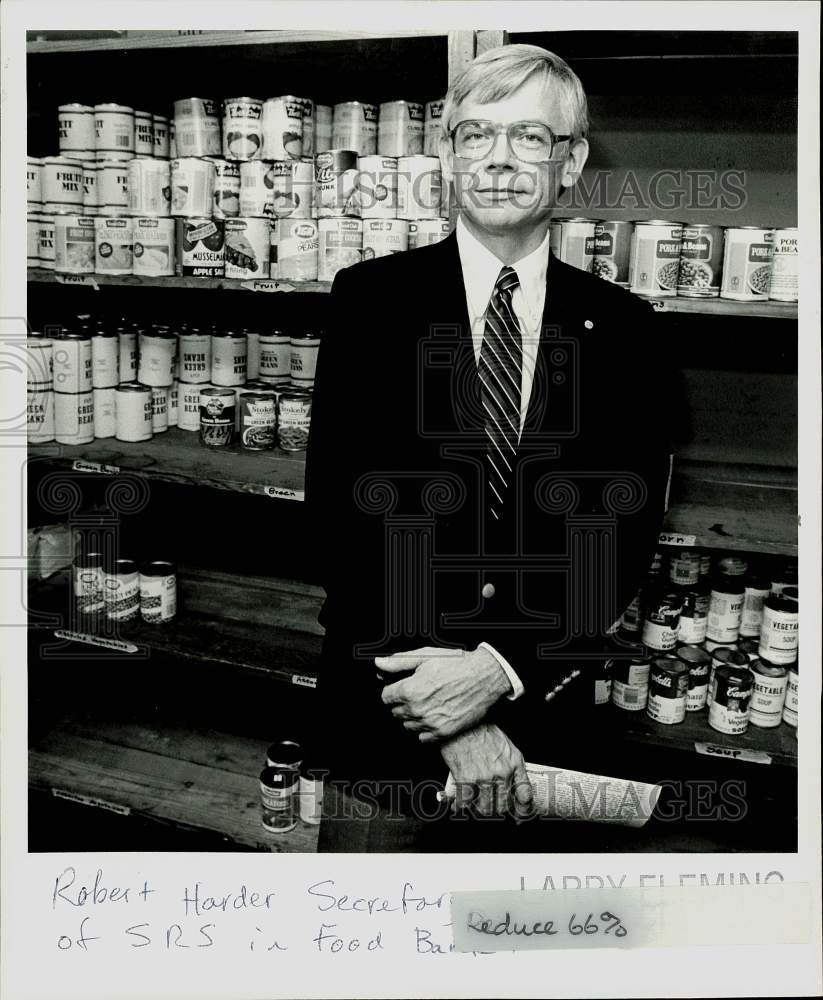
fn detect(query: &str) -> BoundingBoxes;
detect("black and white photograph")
[2,2,820,998]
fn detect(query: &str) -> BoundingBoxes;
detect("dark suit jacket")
[306,231,675,790]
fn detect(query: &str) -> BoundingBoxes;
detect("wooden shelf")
[26,29,446,55]
[28,427,307,500]
[28,568,323,688]
[661,461,797,556]
[26,271,799,319]
[27,269,330,296]
[604,704,797,768]
[29,715,319,852]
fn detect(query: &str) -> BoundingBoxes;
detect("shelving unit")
[26,25,800,852]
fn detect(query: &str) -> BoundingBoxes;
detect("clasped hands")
[376,646,534,819]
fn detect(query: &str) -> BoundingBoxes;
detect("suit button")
[481,582,495,599]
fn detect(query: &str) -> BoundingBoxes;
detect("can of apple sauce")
[175,217,225,277]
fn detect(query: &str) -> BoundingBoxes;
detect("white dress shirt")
[455,217,552,700]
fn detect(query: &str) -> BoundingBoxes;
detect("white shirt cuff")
[479,642,525,701]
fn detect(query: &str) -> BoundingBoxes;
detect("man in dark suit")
[306,44,674,851]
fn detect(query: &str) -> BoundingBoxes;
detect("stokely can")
[115,382,153,442]
[26,337,53,390]
[748,657,788,729]
[58,104,96,156]
[641,587,682,653]
[224,217,270,279]
[41,156,85,209]
[676,644,713,712]
[128,158,171,217]
[720,227,774,301]
[173,98,222,158]
[199,387,235,447]
[92,386,116,438]
[177,381,205,432]
[611,656,651,711]
[239,392,277,450]
[139,561,177,623]
[223,97,264,161]
[289,333,321,389]
[706,646,749,707]
[362,218,408,259]
[133,110,155,157]
[54,389,94,445]
[138,331,175,387]
[378,100,424,157]
[54,214,96,274]
[39,214,55,270]
[332,101,378,156]
[94,216,134,275]
[782,662,798,727]
[318,217,362,282]
[152,114,170,158]
[103,558,140,621]
[97,160,130,212]
[91,328,119,388]
[314,149,359,218]
[423,99,443,156]
[179,331,212,383]
[132,217,175,276]
[151,386,169,433]
[262,96,305,160]
[238,160,277,219]
[549,217,596,272]
[259,765,299,834]
[628,220,684,297]
[27,157,43,207]
[757,588,798,665]
[175,217,225,277]
[119,328,137,381]
[277,388,312,452]
[708,664,753,735]
[275,219,319,281]
[314,104,332,154]
[396,155,442,221]
[207,158,241,219]
[356,155,398,219]
[170,157,215,218]
[407,218,450,250]
[768,228,798,302]
[211,330,248,386]
[676,224,724,297]
[27,389,55,443]
[591,220,633,286]
[73,552,104,614]
[258,332,291,384]
[646,657,689,725]
[94,103,135,160]
[53,330,92,393]
[82,161,99,210]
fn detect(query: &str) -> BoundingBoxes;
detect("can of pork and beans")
[676,224,724,297]
[628,220,683,297]
[590,220,632,286]
[720,227,774,301]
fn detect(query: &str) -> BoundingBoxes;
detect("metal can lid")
[116,382,153,394]
[200,387,236,399]
[712,647,749,668]
[224,96,264,105]
[239,391,274,403]
[715,663,753,686]
[674,644,712,667]
[635,219,683,226]
[266,740,303,768]
[280,388,313,399]
[140,560,176,577]
[55,328,91,340]
[650,657,688,677]
[750,657,787,678]
[104,557,138,575]
[74,551,103,569]
[59,103,94,113]
[212,329,247,338]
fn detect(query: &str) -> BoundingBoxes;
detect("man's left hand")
[377,646,512,743]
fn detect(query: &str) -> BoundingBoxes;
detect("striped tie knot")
[496,266,519,297]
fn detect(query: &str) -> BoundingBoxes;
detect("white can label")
[782,670,798,725]
[612,679,648,711]
[757,605,799,664]
[739,586,770,637]
[647,691,686,725]
[140,573,177,622]
[104,573,140,620]
[706,591,743,642]
[641,619,678,652]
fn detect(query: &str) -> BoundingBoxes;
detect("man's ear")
[559,138,590,189]
[438,134,455,186]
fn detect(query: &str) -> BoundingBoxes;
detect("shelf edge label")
[242,279,295,293]
[52,788,132,815]
[262,485,304,501]
[53,629,139,654]
[56,274,100,290]
[291,674,317,689]
[694,742,772,765]
[658,531,697,547]
[72,459,120,475]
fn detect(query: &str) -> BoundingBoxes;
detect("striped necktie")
[479,265,523,521]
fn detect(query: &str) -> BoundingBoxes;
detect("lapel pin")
[584,320,594,330]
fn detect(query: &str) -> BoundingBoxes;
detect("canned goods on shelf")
[769,228,798,302]
[591,220,632,286]
[41,156,85,209]
[314,149,359,218]
[82,162,99,210]
[140,560,177,623]
[720,227,774,301]
[133,110,155,157]
[97,160,130,211]
[739,573,772,638]
[175,218,225,277]
[27,157,43,207]
[332,101,378,156]
[258,332,291,384]
[171,157,215,218]
[27,212,42,267]
[151,386,169,434]
[239,391,277,450]
[207,158,241,219]
[676,224,724,298]
[54,389,94,445]
[289,333,321,388]
[641,586,682,653]
[611,656,651,711]
[38,214,55,270]
[199,386,236,447]
[211,330,248,386]
[118,328,138,382]
[238,160,278,219]
[378,100,424,158]
[173,98,222,158]
[27,388,55,443]
[748,657,788,729]
[317,217,362,282]
[314,104,333,154]
[178,331,212,383]
[708,664,753,735]
[91,328,119,388]
[177,381,205,432]
[168,381,179,427]
[300,99,315,159]
[628,220,683,297]
[274,219,319,281]
[133,217,175,276]
[262,96,305,160]
[26,337,53,391]
[423,99,443,157]
[396,155,442,221]
[277,388,312,452]
[675,644,712,712]
[706,573,745,644]
[223,97,264,161]
[757,588,798,665]
[128,158,171,217]
[94,103,135,160]
[549,217,596,273]
[224,217,270,279]
[706,646,749,707]
[362,218,408,259]
[646,657,689,725]
[54,215,96,275]
[407,218,450,250]
[59,104,96,156]
[92,386,116,438]
[782,662,798,727]
[152,114,170,158]
[260,764,299,833]
[103,557,140,621]
[115,382,153,442]
[94,216,134,275]
[53,330,92,393]
[73,551,104,614]
[138,331,176,387]
[274,159,313,220]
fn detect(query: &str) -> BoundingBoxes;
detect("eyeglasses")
[449,120,572,163]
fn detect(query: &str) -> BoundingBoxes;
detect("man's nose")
[486,129,516,168]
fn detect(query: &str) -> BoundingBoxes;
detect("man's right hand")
[440,723,534,819]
